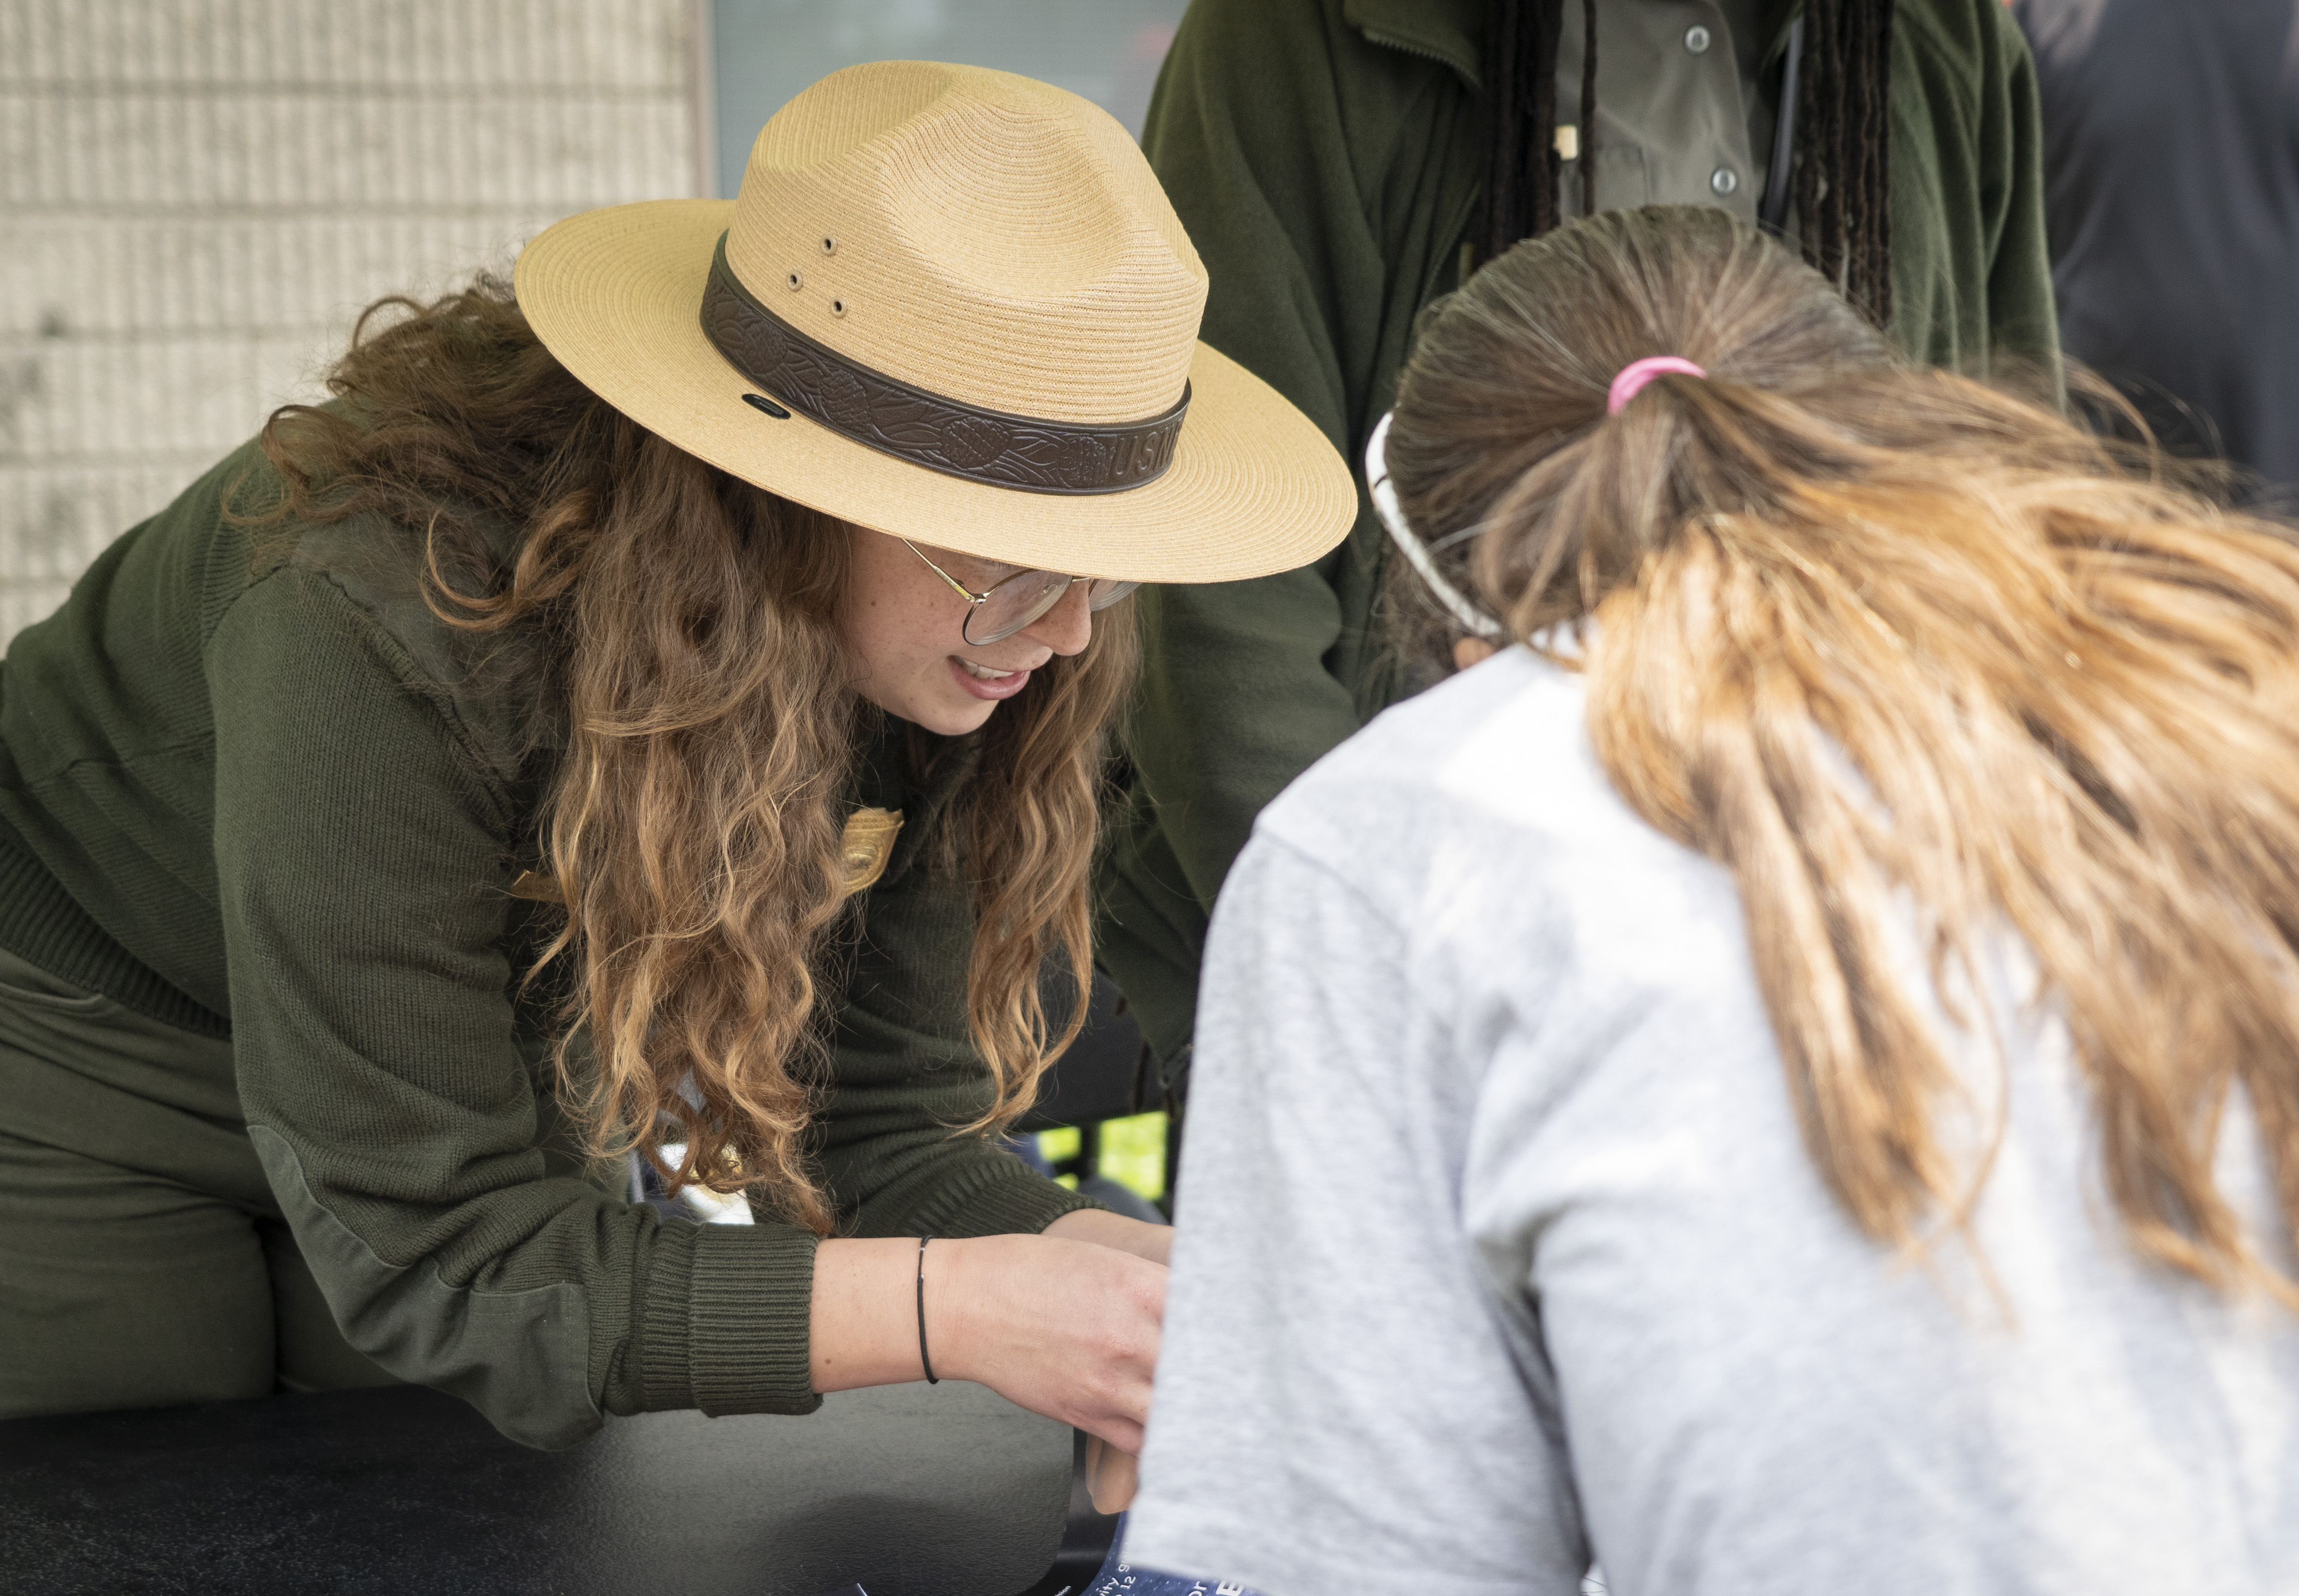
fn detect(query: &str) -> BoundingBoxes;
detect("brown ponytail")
[1390,206,2299,1301]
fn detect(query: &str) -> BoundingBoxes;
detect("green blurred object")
[1095,1113,1168,1203]
[1035,1113,1169,1203]
[1035,1112,1170,1207]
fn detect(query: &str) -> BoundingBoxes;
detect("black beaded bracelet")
[916,1233,939,1385]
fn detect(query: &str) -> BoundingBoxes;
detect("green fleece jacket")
[1100,0,2062,1062]
[0,438,1093,1449]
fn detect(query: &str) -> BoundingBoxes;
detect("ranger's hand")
[933,1231,1166,1452]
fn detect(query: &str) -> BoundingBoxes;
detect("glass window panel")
[710,0,1186,196]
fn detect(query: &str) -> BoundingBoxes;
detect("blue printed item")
[1080,1520,1257,1596]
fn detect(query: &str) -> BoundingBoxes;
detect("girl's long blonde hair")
[1388,205,2299,1298]
[248,281,1134,1230]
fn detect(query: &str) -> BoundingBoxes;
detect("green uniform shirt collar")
[1344,0,1482,86]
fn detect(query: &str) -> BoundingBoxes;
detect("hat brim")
[513,200,1356,585]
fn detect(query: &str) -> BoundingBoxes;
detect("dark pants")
[0,948,395,1418]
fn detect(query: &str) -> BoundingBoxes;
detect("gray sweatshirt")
[1127,646,2299,1596]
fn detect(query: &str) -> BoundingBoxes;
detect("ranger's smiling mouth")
[958,660,1017,681]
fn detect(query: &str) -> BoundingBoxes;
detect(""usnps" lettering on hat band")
[700,236,1190,496]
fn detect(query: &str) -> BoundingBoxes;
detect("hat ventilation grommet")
[831,298,847,317]
[820,236,836,255]
[786,271,802,290]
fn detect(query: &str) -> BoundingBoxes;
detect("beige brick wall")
[0,0,704,643]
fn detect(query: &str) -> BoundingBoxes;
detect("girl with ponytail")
[1120,205,2299,1593]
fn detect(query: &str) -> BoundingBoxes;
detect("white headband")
[1364,412,1503,640]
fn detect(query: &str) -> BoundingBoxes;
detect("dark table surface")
[0,1379,1110,1596]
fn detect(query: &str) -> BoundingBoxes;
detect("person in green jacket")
[0,63,1351,1448]
[1100,0,2063,1082]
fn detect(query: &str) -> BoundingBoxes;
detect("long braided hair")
[1479,0,1896,328]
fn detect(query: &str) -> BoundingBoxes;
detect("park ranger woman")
[0,63,1350,1447]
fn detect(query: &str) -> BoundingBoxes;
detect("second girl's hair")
[1389,204,2299,1302]
[242,281,1134,1229]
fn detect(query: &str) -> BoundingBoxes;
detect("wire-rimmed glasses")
[902,540,1140,646]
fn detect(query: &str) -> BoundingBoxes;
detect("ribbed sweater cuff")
[875,1155,1103,1241]
[640,1219,822,1417]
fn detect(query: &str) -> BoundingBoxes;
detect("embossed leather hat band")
[702,236,1189,496]
[513,62,1355,585]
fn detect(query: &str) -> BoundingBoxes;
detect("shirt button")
[1710,165,1740,196]
[1684,24,1713,53]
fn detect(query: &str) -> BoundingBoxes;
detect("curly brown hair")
[243,278,1136,1230]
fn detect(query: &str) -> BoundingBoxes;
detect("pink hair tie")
[1606,356,1707,415]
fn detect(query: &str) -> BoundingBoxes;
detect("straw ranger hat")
[514,61,1355,584]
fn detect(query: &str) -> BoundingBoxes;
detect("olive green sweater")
[1100,0,2062,1063]
[0,438,1092,1449]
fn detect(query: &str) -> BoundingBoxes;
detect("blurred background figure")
[2014,0,2299,505]
[1098,0,2063,1105]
